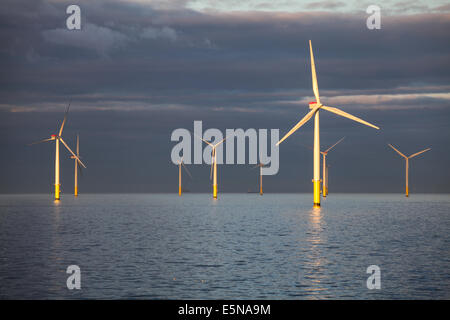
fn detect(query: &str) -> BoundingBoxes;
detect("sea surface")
[0,193,449,299]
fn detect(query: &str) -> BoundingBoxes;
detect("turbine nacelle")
[308,101,321,109]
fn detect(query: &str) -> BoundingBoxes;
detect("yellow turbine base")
[313,180,321,207]
[406,187,409,197]
[213,185,217,199]
[179,186,182,196]
[74,186,78,197]
[55,184,61,201]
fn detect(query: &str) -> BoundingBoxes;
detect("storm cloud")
[0,0,449,193]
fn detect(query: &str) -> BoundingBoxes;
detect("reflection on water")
[49,199,64,295]
[0,194,449,299]
[302,208,330,299]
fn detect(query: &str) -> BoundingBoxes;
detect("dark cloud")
[0,0,449,193]
[42,23,130,56]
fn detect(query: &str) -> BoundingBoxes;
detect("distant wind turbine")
[177,157,192,196]
[195,134,231,199]
[321,137,345,197]
[252,162,267,195]
[277,40,379,208]
[70,134,84,197]
[388,144,431,197]
[29,103,86,200]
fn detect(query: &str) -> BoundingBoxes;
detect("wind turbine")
[177,157,192,196]
[297,138,343,197]
[195,134,230,199]
[388,144,431,197]
[321,137,345,197]
[252,162,267,195]
[70,134,84,197]
[29,104,86,201]
[277,40,380,208]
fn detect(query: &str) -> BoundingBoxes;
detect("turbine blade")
[388,144,407,159]
[77,161,83,177]
[58,101,71,136]
[210,154,213,180]
[28,138,53,146]
[309,40,320,104]
[193,132,213,146]
[59,138,87,168]
[181,162,192,179]
[409,148,431,159]
[324,137,345,153]
[214,132,235,147]
[214,137,226,147]
[76,134,79,156]
[321,106,380,130]
[276,107,318,146]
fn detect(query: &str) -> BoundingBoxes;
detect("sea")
[0,193,449,299]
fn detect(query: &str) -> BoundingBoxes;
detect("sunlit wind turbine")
[29,103,86,201]
[195,134,231,199]
[277,40,380,207]
[177,157,192,196]
[321,137,345,197]
[388,144,431,197]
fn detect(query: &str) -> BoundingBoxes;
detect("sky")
[0,0,449,194]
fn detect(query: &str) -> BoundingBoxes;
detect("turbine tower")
[277,40,379,208]
[177,158,192,196]
[29,104,86,200]
[321,137,345,197]
[252,162,267,195]
[388,144,431,197]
